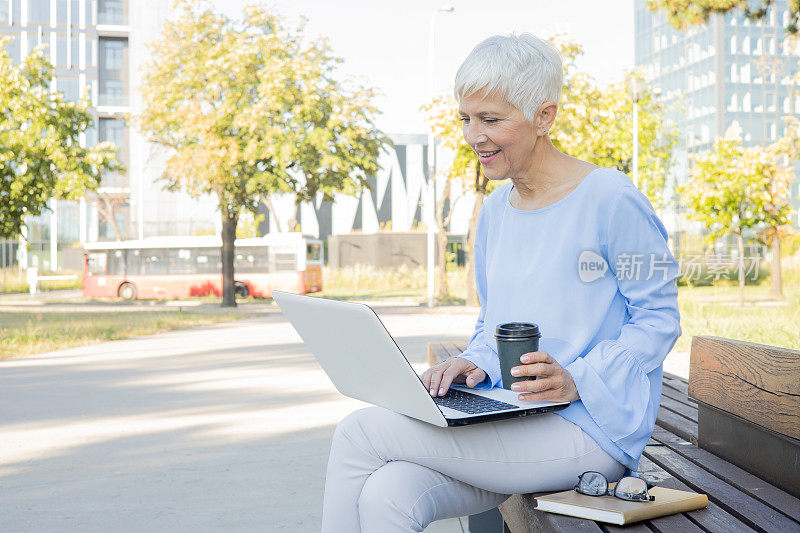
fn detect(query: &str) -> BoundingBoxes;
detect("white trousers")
[321,406,626,533]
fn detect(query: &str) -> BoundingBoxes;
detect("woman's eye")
[459,117,469,123]
[483,118,498,124]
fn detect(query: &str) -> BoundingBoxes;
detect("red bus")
[82,233,323,300]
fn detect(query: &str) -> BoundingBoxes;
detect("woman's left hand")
[510,351,580,403]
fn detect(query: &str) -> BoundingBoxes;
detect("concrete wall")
[329,233,432,269]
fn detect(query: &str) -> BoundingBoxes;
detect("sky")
[213,0,636,134]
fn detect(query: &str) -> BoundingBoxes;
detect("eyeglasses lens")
[614,476,648,501]
[578,472,608,496]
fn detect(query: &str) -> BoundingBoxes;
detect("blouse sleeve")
[565,185,681,450]
[456,205,502,388]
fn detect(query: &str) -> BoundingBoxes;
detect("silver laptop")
[273,291,569,427]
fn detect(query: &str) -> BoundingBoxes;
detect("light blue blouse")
[457,167,682,472]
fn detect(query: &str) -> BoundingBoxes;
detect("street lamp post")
[426,5,454,308]
[628,76,646,190]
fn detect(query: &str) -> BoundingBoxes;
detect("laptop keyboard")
[433,388,518,414]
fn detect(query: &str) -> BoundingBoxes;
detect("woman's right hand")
[420,357,487,397]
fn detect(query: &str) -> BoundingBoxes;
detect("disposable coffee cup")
[495,322,541,390]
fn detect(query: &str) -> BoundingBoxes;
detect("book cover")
[534,485,709,525]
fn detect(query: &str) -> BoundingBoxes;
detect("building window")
[784,96,791,112]
[57,0,67,23]
[730,36,737,54]
[100,79,124,106]
[0,1,9,23]
[101,39,123,70]
[4,35,19,61]
[742,36,751,54]
[85,36,96,67]
[27,0,49,24]
[58,77,79,101]
[98,0,124,25]
[731,63,738,82]
[741,63,751,83]
[743,92,751,111]
[729,93,738,111]
[769,37,776,55]
[770,122,777,140]
[57,35,67,65]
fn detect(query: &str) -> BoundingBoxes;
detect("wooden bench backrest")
[688,336,800,440]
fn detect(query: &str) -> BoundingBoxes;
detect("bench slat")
[637,455,758,533]
[662,372,690,395]
[656,405,699,445]
[650,426,800,524]
[499,494,605,533]
[644,444,800,532]
[659,395,699,423]
[660,383,697,408]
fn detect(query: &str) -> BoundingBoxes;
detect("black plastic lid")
[495,322,540,339]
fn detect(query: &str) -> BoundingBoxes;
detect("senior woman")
[321,33,681,532]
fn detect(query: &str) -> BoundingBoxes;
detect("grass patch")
[0,310,243,359]
[675,284,800,352]
[0,268,82,293]
[321,265,466,301]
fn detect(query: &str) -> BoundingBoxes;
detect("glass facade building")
[635,0,800,235]
[1,0,131,270]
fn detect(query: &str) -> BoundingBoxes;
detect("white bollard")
[27,267,38,296]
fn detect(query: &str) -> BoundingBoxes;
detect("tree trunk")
[97,197,123,240]
[771,232,783,299]
[736,232,745,307]
[287,200,299,233]
[221,209,239,308]
[466,161,488,307]
[435,178,451,300]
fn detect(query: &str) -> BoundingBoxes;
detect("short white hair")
[454,33,563,123]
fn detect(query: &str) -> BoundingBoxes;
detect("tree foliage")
[137,0,388,305]
[0,39,120,240]
[647,0,800,34]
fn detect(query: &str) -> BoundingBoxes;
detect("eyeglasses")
[574,471,655,502]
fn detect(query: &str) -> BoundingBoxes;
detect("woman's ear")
[536,101,558,135]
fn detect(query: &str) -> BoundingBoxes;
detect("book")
[534,485,709,525]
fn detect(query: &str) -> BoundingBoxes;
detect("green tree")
[0,39,120,240]
[138,1,387,306]
[678,125,787,305]
[647,0,800,34]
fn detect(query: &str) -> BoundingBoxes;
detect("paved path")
[0,306,479,532]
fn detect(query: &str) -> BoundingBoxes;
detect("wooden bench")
[427,339,800,533]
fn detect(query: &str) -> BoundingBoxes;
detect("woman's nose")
[463,125,487,146]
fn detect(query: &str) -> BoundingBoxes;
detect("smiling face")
[458,90,540,181]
